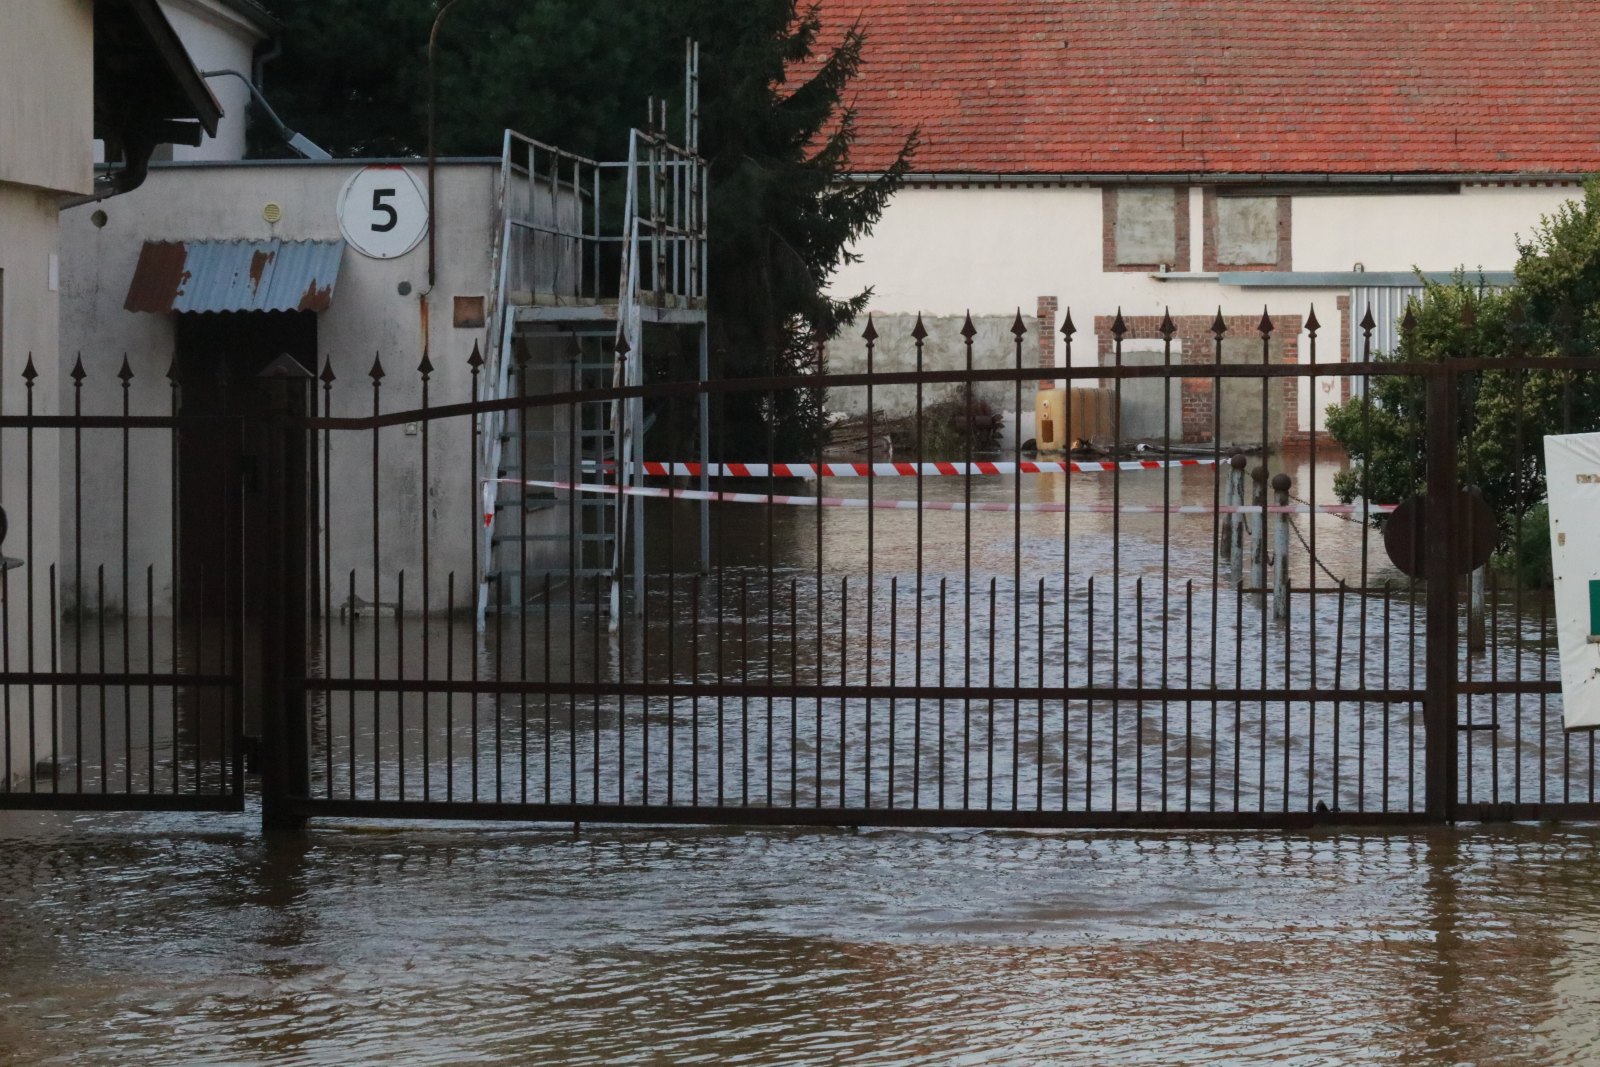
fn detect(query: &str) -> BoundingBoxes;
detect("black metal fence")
[2,306,1596,828]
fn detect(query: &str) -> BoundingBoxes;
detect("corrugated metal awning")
[124,239,345,314]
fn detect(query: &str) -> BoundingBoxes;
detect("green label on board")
[1592,579,1600,636]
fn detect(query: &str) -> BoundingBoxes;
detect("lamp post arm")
[201,69,332,160]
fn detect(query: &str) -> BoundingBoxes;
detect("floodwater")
[7,455,1597,1065]
[2,811,1600,1065]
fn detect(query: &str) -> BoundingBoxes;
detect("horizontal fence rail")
[3,304,1596,830]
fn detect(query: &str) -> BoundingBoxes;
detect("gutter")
[1151,270,1519,288]
[844,171,1587,188]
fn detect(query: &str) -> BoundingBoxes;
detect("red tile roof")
[813,0,1600,175]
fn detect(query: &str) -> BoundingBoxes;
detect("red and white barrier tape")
[494,478,1397,517]
[591,457,1220,478]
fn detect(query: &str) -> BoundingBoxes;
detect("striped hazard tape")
[592,457,1220,478]
[495,478,1398,517]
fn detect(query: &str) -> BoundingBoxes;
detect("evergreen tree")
[263,0,915,456]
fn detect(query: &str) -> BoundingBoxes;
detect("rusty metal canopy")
[124,239,345,315]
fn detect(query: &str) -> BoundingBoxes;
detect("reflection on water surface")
[1,810,1598,1065]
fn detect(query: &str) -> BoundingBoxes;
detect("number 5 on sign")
[337,166,428,259]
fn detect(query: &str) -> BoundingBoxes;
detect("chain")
[1284,491,1345,585]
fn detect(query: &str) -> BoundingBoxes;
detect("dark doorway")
[174,310,315,751]
[173,310,317,669]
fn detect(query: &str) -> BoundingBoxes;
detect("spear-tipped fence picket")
[0,298,1595,829]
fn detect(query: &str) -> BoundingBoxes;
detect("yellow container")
[1034,387,1067,452]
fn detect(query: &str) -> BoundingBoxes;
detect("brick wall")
[1036,295,1058,388]
[1095,313,1301,446]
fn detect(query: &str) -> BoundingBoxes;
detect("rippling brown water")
[2,811,1598,1065]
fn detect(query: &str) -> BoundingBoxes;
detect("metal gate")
[4,308,1595,828]
[0,358,244,812]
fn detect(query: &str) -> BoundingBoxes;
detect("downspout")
[252,35,282,93]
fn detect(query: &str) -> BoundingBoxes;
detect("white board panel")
[1545,432,1600,730]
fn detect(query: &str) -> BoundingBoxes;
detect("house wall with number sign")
[57,159,509,614]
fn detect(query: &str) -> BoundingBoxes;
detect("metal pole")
[1220,452,1245,562]
[1468,564,1487,653]
[426,0,469,291]
[257,362,312,832]
[1251,464,1268,592]
[1424,370,1460,823]
[1272,472,1291,621]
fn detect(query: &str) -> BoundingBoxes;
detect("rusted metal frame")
[1061,313,1075,812]
[1110,311,1124,813]
[962,314,975,810]
[764,348,777,809]
[0,671,235,687]
[120,360,133,793]
[1086,575,1095,811]
[370,356,384,802]
[24,363,42,793]
[72,360,86,794]
[1160,311,1176,811]
[1012,313,1025,811]
[307,677,1426,704]
[258,372,311,828]
[319,360,335,800]
[284,795,1432,830]
[298,358,1509,435]
[865,320,877,809]
[513,346,528,805]
[469,343,483,797]
[1256,311,1270,813]
[914,314,927,809]
[1208,322,1223,813]
[1309,311,1324,813]
[1359,313,1376,809]
[0,792,244,813]
[7,355,1586,436]
[1423,368,1460,822]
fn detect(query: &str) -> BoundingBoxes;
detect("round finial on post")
[1271,473,1291,495]
[1251,464,1268,485]
[1230,453,1248,471]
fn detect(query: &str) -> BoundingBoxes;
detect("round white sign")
[336,165,429,259]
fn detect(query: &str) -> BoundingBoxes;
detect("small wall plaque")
[454,295,486,328]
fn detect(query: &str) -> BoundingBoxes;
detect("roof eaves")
[849,170,1591,186]
[124,0,225,136]
[211,0,280,33]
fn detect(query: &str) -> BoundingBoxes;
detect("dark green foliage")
[1326,178,1600,588]
[261,0,915,457]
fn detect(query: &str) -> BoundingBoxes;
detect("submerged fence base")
[4,305,1596,832]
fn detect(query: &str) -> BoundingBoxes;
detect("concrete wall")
[0,0,94,196]
[825,312,1040,450]
[828,180,1583,438]
[59,160,501,615]
[158,0,270,163]
[0,184,67,787]
[0,0,87,784]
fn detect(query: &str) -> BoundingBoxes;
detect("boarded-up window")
[1115,188,1178,266]
[1206,192,1290,271]
[1215,197,1278,265]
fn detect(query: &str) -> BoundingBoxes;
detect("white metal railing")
[480,41,707,623]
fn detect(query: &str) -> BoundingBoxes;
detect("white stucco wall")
[0,0,94,196]
[59,160,500,614]
[0,185,66,787]
[830,180,1585,437]
[158,0,270,162]
[0,0,88,785]
[1292,185,1572,274]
